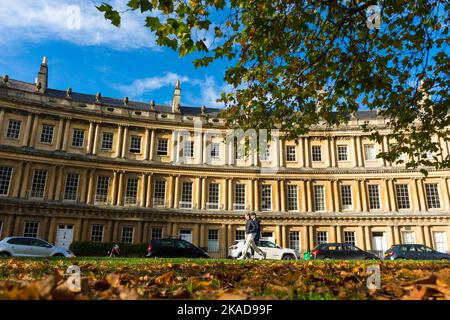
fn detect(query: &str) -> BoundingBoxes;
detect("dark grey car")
[384,244,450,260]
[311,243,379,260]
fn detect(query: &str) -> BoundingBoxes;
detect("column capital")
[411,177,422,181]
[355,177,365,181]
[63,116,72,120]
[382,177,393,181]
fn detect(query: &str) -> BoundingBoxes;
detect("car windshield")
[176,240,194,249]
[259,241,278,248]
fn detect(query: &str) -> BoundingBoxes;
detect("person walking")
[238,212,266,260]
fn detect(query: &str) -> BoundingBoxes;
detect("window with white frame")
[183,141,194,158]
[71,129,84,147]
[316,231,328,244]
[344,231,356,245]
[207,229,219,252]
[125,178,138,205]
[260,145,271,161]
[151,227,163,239]
[364,144,376,161]
[210,143,220,158]
[289,231,300,251]
[23,221,39,238]
[261,185,272,211]
[433,231,448,253]
[6,120,21,139]
[180,181,193,208]
[157,139,168,156]
[64,173,79,201]
[234,184,246,210]
[129,136,141,153]
[395,184,410,209]
[425,183,441,209]
[235,230,245,241]
[91,224,104,242]
[95,176,109,203]
[101,132,113,150]
[311,146,322,162]
[337,145,348,161]
[30,170,47,199]
[287,185,298,211]
[121,226,134,243]
[402,231,416,244]
[340,185,353,210]
[314,185,325,212]
[286,145,296,162]
[153,180,166,206]
[0,167,13,195]
[40,124,54,144]
[207,183,220,209]
[368,184,381,210]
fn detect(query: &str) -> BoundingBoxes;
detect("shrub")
[69,241,147,257]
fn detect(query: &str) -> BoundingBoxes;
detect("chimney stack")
[37,56,48,94]
[171,80,181,113]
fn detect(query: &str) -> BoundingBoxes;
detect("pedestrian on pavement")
[238,212,266,260]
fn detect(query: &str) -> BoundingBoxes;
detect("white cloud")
[0,0,157,50]
[111,72,190,97]
[112,73,231,108]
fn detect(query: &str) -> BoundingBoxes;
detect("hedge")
[69,241,147,257]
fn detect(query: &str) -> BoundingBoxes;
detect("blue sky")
[0,0,231,108]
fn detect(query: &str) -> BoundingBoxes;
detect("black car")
[384,244,450,260]
[311,243,379,260]
[146,238,210,258]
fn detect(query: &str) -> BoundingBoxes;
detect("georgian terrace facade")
[0,58,449,256]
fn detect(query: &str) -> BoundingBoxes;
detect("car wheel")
[441,258,449,261]
[0,252,11,257]
[282,254,295,260]
[53,253,64,257]
[323,257,331,260]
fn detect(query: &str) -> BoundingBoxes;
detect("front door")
[178,229,193,244]
[372,232,387,253]
[55,225,74,249]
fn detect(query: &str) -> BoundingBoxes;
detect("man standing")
[238,212,266,260]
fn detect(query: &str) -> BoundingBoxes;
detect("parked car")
[384,244,450,260]
[228,239,299,260]
[0,237,74,258]
[146,238,210,258]
[311,243,379,260]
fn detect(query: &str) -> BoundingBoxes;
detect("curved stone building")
[0,58,449,257]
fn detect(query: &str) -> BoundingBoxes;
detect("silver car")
[0,237,74,258]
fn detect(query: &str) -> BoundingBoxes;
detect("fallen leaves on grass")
[0,259,449,300]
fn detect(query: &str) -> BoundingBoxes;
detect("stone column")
[356,136,363,167]
[351,136,358,167]
[121,125,128,158]
[253,179,259,211]
[54,166,64,201]
[279,179,286,212]
[411,178,421,211]
[48,218,57,244]
[304,137,310,167]
[276,225,282,246]
[325,137,332,168]
[417,178,427,211]
[11,161,23,198]
[330,137,336,167]
[330,225,337,243]
[168,175,174,208]
[333,179,340,212]
[336,226,342,243]
[115,125,123,158]
[79,168,88,203]
[149,129,156,161]
[92,121,100,155]
[308,225,315,249]
[227,224,233,247]
[196,177,202,209]
[201,177,207,210]
[19,162,31,198]
[0,109,4,135]
[364,226,372,250]
[442,177,450,210]
[422,225,432,247]
[116,171,124,206]
[382,135,389,166]
[171,130,178,162]
[86,169,95,204]
[354,179,362,212]
[227,178,233,211]
[279,139,285,168]
[140,173,147,207]
[302,225,309,252]
[360,179,368,212]
[388,179,397,212]
[176,132,182,163]
[55,118,64,150]
[111,171,118,205]
[282,225,287,248]
[146,173,153,207]
[383,178,391,212]
[87,121,95,154]
[221,224,227,253]
[173,175,180,208]
[200,224,205,247]
[47,165,57,200]
[143,128,150,160]
[327,179,334,213]
[136,221,143,244]
[29,114,39,148]
[249,179,254,211]
[301,180,307,212]
[223,179,228,211]
[299,138,305,167]
[306,179,313,212]
[22,113,33,147]
[62,118,71,151]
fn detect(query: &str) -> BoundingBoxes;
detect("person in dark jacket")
[238,212,266,260]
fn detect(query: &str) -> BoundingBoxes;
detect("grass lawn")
[0,257,449,300]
